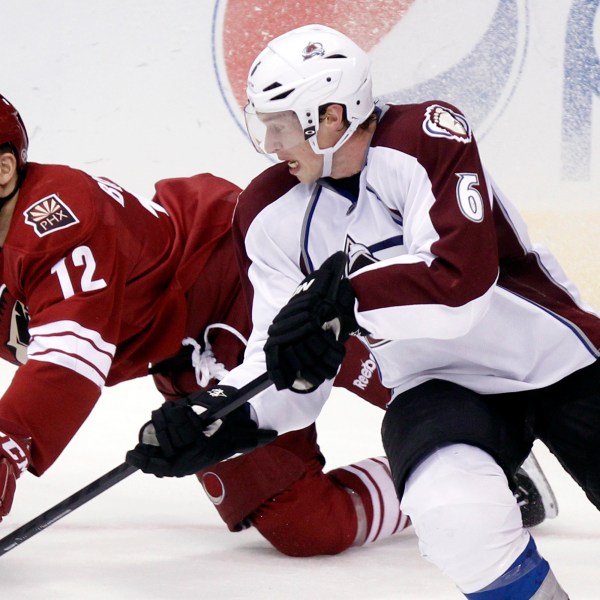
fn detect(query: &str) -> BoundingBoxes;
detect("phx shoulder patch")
[422,104,472,144]
[23,194,79,237]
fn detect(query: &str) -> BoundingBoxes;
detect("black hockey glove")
[125,386,278,478]
[264,251,365,392]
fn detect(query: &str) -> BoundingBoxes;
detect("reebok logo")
[353,355,377,390]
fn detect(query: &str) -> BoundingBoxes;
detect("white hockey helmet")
[245,24,374,164]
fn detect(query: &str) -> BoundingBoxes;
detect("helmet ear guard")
[0,95,29,171]
[245,24,375,159]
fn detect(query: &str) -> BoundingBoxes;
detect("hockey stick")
[0,372,271,556]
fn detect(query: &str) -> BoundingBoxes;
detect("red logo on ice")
[214,0,414,110]
[212,0,527,140]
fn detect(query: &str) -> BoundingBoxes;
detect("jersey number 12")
[51,245,107,299]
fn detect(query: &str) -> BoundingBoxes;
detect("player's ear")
[0,152,18,186]
[322,104,346,131]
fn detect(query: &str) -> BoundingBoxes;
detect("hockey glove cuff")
[264,251,366,392]
[126,387,277,478]
[0,420,32,521]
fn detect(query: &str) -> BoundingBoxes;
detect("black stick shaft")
[196,372,271,423]
[0,462,137,556]
[0,373,272,556]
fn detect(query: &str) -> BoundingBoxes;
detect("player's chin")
[291,163,320,184]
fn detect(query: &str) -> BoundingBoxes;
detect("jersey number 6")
[455,173,484,223]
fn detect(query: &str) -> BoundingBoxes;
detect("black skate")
[514,452,559,528]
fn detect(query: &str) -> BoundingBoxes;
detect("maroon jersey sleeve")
[350,103,500,340]
[334,336,391,408]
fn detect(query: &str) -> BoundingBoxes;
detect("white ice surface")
[1,370,598,599]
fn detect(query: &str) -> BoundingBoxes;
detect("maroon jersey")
[0,165,242,473]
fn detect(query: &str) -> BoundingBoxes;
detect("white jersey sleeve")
[218,167,334,434]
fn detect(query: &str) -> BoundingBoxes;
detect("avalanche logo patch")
[23,194,79,237]
[422,105,472,143]
[302,41,325,60]
[345,236,378,274]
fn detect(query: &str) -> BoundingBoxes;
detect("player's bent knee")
[401,444,529,593]
[249,473,359,557]
[252,512,354,557]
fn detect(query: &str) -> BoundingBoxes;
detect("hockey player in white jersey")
[127,25,599,598]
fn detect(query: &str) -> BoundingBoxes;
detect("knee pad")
[401,444,529,593]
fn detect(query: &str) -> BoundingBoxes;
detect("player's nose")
[264,131,282,154]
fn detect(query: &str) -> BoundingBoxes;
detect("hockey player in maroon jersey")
[0,92,553,558]
[129,25,600,598]
[0,93,250,512]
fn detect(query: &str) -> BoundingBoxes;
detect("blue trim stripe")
[369,235,404,253]
[466,537,550,600]
[501,286,600,359]
[366,184,403,225]
[302,187,323,273]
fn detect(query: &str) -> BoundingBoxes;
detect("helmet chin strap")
[315,120,361,179]
[321,150,334,178]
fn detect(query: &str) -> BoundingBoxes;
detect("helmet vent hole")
[263,82,282,92]
[250,61,261,77]
[270,89,294,101]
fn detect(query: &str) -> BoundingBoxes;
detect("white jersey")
[222,101,600,434]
